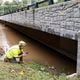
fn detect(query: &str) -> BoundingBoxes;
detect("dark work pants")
[11,57,23,63]
[4,57,23,63]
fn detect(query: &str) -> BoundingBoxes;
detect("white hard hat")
[19,41,26,47]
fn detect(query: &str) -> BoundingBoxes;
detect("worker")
[4,41,28,63]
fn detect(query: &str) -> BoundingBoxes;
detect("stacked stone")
[34,1,80,40]
[1,1,80,40]
[26,9,34,25]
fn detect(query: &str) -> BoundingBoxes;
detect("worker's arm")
[19,51,29,57]
[13,51,28,58]
[18,51,29,63]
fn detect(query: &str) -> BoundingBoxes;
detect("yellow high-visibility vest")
[5,45,23,59]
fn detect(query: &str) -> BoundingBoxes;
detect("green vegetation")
[0,0,3,5]
[0,0,67,15]
[54,0,64,3]
[0,61,54,80]
[0,61,79,80]
[38,2,48,8]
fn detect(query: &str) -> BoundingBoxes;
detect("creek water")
[0,23,76,74]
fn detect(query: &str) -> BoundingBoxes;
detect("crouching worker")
[4,41,28,63]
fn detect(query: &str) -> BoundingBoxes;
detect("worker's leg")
[19,56,23,63]
[18,53,23,63]
[11,57,17,63]
[4,57,10,62]
[4,57,17,63]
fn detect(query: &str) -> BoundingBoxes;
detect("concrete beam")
[77,31,80,75]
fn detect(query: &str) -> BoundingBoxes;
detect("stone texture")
[0,1,80,40]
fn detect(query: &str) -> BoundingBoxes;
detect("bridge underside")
[0,20,77,61]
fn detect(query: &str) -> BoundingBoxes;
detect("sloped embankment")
[0,61,79,80]
[0,61,55,80]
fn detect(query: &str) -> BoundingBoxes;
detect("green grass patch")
[0,61,79,80]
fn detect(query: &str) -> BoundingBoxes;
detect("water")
[0,23,76,74]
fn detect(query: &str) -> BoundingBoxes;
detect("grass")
[0,61,79,80]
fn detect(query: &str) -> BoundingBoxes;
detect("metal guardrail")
[27,0,48,9]
[0,0,70,16]
[27,0,70,9]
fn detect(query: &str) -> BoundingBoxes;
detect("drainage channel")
[0,23,76,75]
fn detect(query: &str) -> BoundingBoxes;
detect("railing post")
[35,3,38,8]
[48,0,54,5]
[77,31,80,75]
[64,0,70,1]
[27,6,29,10]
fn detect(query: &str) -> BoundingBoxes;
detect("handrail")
[0,0,70,16]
